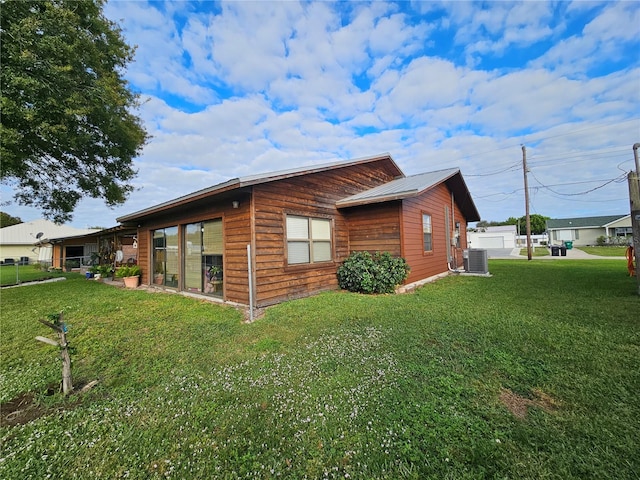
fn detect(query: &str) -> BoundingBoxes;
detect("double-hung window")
[286,215,332,264]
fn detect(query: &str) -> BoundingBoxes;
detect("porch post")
[247,244,254,322]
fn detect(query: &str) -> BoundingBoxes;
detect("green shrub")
[115,265,141,277]
[337,251,410,294]
[97,264,114,276]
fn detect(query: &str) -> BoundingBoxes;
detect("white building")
[467,225,517,249]
[0,219,100,265]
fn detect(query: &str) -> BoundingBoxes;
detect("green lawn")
[0,264,71,286]
[519,246,550,256]
[576,245,629,256]
[1,261,638,479]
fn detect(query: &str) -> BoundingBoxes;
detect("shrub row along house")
[58,154,480,307]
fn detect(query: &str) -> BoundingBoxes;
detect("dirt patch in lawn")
[499,387,560,419]
[1,381,98,427]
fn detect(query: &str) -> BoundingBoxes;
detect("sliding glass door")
[183,219,223,296]
[153,226,179,287]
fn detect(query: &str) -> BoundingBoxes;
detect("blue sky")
[4,0,640,228]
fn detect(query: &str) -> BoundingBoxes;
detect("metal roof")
[0,219,100,245]
[117,153,401,223]
[546,214,629,229]
[336,168,459,207]
[336,167,481,222]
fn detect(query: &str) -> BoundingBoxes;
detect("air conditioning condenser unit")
[465,249,489,274]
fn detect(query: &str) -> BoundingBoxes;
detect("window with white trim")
[286,215,332,264]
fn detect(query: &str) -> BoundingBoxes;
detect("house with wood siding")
[116,153,480,307]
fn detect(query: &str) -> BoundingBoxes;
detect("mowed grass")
[0,264,71,286]
[1,260,638,479]
[519,246,549,257]
[577,245,629,256]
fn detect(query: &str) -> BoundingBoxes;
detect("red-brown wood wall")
[251,161,399,306]
[340,183,468,286]
[131,162,470,307]
[401,183,467,284]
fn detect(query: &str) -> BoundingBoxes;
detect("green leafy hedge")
[337,251,410,294]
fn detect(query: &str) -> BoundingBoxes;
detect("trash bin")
[560,246,567,256]
[551,246,560,256]
[564,241,573,250]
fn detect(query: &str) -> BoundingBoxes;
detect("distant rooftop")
[546,214,629,229]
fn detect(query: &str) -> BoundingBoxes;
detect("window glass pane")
[311,219,331,240]
[203,219,223,254]
[312,241,331,262]
[153,230,165,248]
[184,223,202,292]
[288,241,310,264]
[165,226,179,287]
[423,214,432,251]
[423,214,432,233]
[287,216,309,240]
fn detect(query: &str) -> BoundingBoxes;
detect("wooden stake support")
[36,312,73,395]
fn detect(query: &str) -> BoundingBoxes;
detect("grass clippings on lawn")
[499,387,561,419]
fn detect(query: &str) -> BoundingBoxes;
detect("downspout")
[451,192,456,267]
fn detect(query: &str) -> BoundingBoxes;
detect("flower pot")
[154,274,164,285]
[123,275,140,289]
[85,272,94,279]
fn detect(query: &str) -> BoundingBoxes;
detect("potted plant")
[204,265,223,293]
[94,264,112,281]
[153,263,165,285]
[87,265,99,279]
[115,264,141,288]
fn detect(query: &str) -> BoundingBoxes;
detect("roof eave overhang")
[602,214,631,227]
[445,172,481,222]
[116,179,242,223]
[336,191,417,209]
[117,153,403,223]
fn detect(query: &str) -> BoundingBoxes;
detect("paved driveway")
[485,248,521,259]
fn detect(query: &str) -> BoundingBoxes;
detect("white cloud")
[5,0,638,228]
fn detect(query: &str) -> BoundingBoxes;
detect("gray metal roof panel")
[336,168,459,207]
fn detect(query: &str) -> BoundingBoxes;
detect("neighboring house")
[515,233,548,247]
[546,214,632,246]
[467,225,517,249]
[48,224,138,271]
[0,219,99,265]
[114,154,480,308]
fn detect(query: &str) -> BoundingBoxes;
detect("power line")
[528,169,627,197]
[465,162,521,177]
[474,176,627,200]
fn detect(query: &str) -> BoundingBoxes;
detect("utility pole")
[629,143,640,295]
[522,145,532,260]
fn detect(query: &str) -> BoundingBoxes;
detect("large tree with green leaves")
[476,214,549,234]
[1,0,148,223]
[0,211,22,227]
